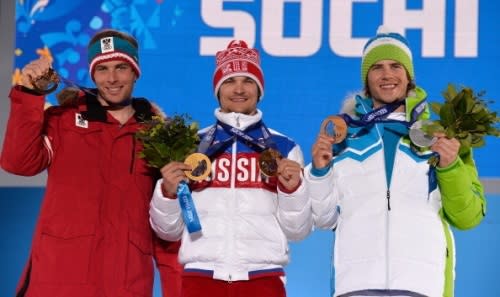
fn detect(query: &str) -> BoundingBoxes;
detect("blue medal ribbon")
[340,97,428,139]
[216,120,277,152]
[196,124,234,158]
[176,124,230,234]
[410,99,427,124]
[340,99,406,127]
[177,181,202,233]
[428,152,440,194]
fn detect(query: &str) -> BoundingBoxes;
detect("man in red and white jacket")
[1,29,181,297]
[150,40,312,297]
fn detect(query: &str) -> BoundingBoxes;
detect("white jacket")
[150,109,312,281]
[306,92,485,297]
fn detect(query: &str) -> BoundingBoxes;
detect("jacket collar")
[77,89,155,123]
[342,86,429,122]
[214,108,263,130]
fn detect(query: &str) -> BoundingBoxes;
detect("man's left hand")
[430,132,460,168]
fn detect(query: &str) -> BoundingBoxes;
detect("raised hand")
[160,161,192,198]
[311,134,335,169]
[430,132,460,168]
[20,56,53,90]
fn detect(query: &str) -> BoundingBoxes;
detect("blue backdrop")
[11,0,500,176]
[1,0,499,296]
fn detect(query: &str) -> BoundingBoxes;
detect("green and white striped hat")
[361,26,414,84]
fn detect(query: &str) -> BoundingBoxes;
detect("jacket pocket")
[126,228,154,296]
[34,223,95,284]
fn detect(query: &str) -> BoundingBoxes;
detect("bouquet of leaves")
[420,84,499,165]
[136,114,200,168]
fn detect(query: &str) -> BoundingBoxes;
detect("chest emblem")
[75,113,88,128]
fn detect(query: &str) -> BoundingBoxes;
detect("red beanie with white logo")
[212,40,264,100]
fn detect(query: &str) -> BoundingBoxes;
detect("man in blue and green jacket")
[305,26,485,297]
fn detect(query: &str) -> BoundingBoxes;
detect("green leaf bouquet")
[136,114,200,168]
[421,84,499,165]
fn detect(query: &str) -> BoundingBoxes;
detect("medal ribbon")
[409,99,427,124]
[196,124,233,158]
[340,97,428,132]
[216,120,277,152]
[340,99,406,127]
[173,125,225,235]
[177,181,202,233]
[177,122,234,234]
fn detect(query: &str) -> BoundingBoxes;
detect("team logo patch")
[75,113,88,128]
[100,37,114,53]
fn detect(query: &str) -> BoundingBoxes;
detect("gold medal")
[30,68,60,95]
[320,115,347,144]
[184,153,211,181]
[258,148,282,177]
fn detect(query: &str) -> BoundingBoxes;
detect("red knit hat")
[212,40,264,100]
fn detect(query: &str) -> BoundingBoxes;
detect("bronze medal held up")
[258,148,282,177]
[29,68,60,95]
[320,115,347,143]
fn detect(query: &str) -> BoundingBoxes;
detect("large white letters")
[384,0,446,57]
[329,0,377,57]
[261,0,322,56]
[200,0,480,58]
[200,0,256,55]
[454,0,478,57]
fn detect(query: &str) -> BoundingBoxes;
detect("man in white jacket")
[305,26,485,297]
[149,40,312,297]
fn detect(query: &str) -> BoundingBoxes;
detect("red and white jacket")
[1,86,180,297]
[150,109,312,281]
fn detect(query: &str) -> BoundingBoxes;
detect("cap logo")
[100,37,114,53]
[221,61,249,75]
[212,40,264,100]
[88,35,141,78]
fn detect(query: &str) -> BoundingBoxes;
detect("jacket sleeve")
[436,148,486,230]
[149,179,185,241]
[276,144,313,241]
[0,87,53,176]
[153,236,182,297]
[304,163,339,230]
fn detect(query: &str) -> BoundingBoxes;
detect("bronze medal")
[258,148,282,177]
[30,68,60,95]
[320,115,347,144]
[184,153,211,181]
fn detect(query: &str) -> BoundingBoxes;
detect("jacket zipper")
[130,134,136,173]
[386,189,391,210]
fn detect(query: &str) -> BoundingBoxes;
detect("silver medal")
[409,120,437,148]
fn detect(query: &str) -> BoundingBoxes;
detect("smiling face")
[366,59,410,109]
[93,60,136,106]
[218,76,259,115]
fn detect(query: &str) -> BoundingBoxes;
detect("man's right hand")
[20,57,52,89]
[311,134,335,169]
[160,161,192,198]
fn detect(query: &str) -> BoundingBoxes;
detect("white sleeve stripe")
[42,135,53,164]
